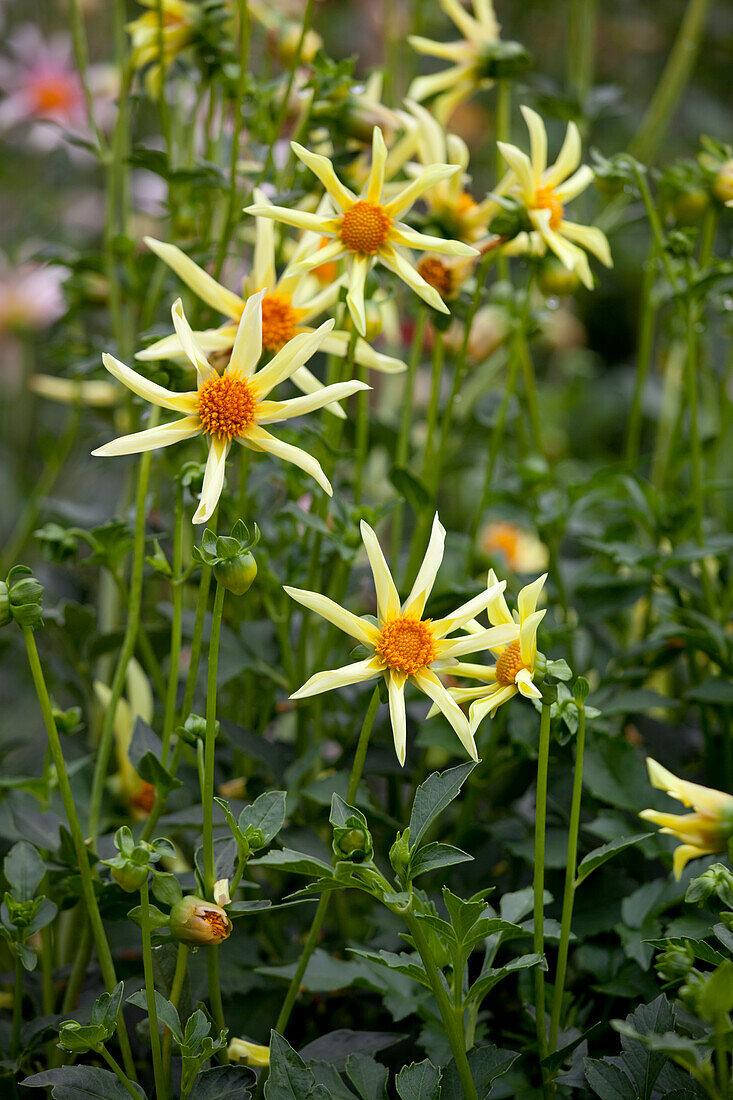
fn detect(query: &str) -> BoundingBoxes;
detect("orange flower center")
[376,616,437,676]
[481,522,520,571]
[261,291,301,352]
[197,374,258,439]
[455,190,477,216]
[31,75,78,116]
[340,201,392,255]
[312,236,339,284]
[202,909,231,940]
[495,641,525,686]
[417,256,454,299]
[532,185,564,230]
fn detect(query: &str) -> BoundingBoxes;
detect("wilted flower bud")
[655,941,695,983]
[169,895,232,945]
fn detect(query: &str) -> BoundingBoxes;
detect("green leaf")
[127,988,183,1042]
[4,841,45,902]
[408,842,472,879]
[188,1065,256,1099]
[151,872,183,907]
[700,960,733,1019]
[395,1060,442,1100]
[238,791,287,849]
[466,954,547,1005]
[345,1053,388,1100]
[575,834,652,887]
[251,848,333,878]
[21,1067,146,1099]
[389,466,431,512]
[409,763,476,851]
[584,1059,638,1100]
[441,1045,519,1099]
[686,678,733,705]
[348,948,432,990]
[265,1031,320,1100]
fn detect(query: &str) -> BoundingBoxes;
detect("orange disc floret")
[197,374,258,439]
[495,641,525,686]
[340,201,392,255]
[260,291,301,352]
[203,909,231,939]
[532,185,564,230]
[376,616,437,676]
[417,256,453,299]
[481,522,520,571]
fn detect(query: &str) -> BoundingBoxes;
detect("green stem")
[156,0,173,153]
[140,878,167,1100]
[163,942,189,1095]
[203,582,226,897]
[534,703,552,1075]
[548,702,586,1054]
[180,561,214,722]
[22,626,136,1079]
[495,81,510,282]
[391,309,427,564]
[215,0,251,278]
[88,409,160,841]
[629,0,712,164]
[41,924,55,1017]
[567,0,598,110]
[403,913,478,1100]
[625,240,659,462]
[684,302,715,615]
[60,915,92,1014]
[162,483,185,766]
[207,948,228,1060]
[100,1046,143,1100]
[517,323,543,455]
[272,687,381,1037]
[68,0,107,152]
[421,328,445,482]
[11,954,23,1059]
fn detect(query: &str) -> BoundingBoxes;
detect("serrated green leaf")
[409,763,476,851]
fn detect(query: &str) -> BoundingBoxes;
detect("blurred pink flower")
[0,253,67,334]
[0,25,115,151]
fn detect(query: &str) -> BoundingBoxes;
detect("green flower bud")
[686,863,733,909]
[389,829,411,876]
[195,521,260,596]
[111,863,150,893]
[169,895,232,945]
[333,823,373,864]
[655,942,695,983]
[538,260,580,298]
[0,581,10,628]
[213,551,258,596]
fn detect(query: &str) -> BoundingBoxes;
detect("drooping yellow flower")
[286,515,519,765]
[495,106,612,289]
[93,293,368,523]
[408,0,501,123]
[139,199,405,420]
[127,0,198,94]
[441,571,547,734]
[244,128,478,337]
[640,758,733,879]
[229,1037,270,1066]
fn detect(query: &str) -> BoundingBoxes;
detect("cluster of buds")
[193,520,260,596]
[102,826,175,893]
[0,566,44,630]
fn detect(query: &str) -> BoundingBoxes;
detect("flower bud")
[389,829,411,877]
[713,160,733,204]
[538,259,580,297]
[655,942,695,983]
[169,895,232,945]
[111,863,150,893]
[333,823,373,865]
[0,582,10,628]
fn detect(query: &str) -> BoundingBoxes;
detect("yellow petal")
[283,587,379,647]
[92,416,200,457]
[193,435,230,524]
[401,513,446,619]
[290,658,382,699]
[227,287,266,379]
[360,520,401,621]
[144,237,244,318]
[101,352,198,414]
[388,673,408,766]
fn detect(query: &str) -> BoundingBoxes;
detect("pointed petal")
[289,364,347,419]
[244,203,330,234]
[496,141,535,202]
[144,237,244,318]
[284,586,379,646]
[251,188,277,288]
[486,567,513,625]
[544,121,582,188]
[101,352,198,413]
[413,668,478,760]
[519,609,546,666]
[291,657,382,699]
[441,0,482,39]
[438,623,520,658]
[385,163,461,218]
[390,224,478,256]
[291,143,357,211]
[516,667,542,698]
[559,221,613,267]
[520,105,547,183]
[365,126,388,203]
[171,298,217,384]
[322,331,407,374]
[672,843,710,881]
[554,164,594,203]
[518,573,548,621]
[257,379,369,423]
[228,287,266,379]
[289,238,345,273]
[645,757,733,816]
[244,424,332,494]
[388,673,408,766]
[379,246,449,314]
[193,435,230,523]
[360,520,401,621]
[432,578,508,638]
[469,685,517,732]
[402,513,446,619]
[346,255,370,337]
[450,662,497,681]
[136,329,234,362]
[251,320,335,396]
[92,417,200,457]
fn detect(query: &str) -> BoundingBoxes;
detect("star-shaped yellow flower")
[286,515,519,765]
[244,127,478,337]
[92,292,368,523]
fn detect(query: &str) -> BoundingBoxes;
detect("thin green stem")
[60,915,92,1014]
[567,0,597,111]
[203,582,226,897]
[180,562,214,723]
[162,483,185,765]
[684,303,715,615]
[163,942,189,1095]
[100,1046,143,1100]
[207,948,228,1060]
[534,703,552,1077]
[353,362,370,503]
[41,924,55,1017]
[629,0,712,164]
[89,409,159,840]
[273,687,381,1038]
[625,240,659,462]
[140,878,167,1100]
[22,626,136,1079]
[11,954,23,1058]
[156,0,173,153]
[495,81,510,282]
[549,702,586,1055]
[403,913,478,1100]
[68,0,107,152]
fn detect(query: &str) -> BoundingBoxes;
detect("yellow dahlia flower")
[495,106,612,289]
[93,293,367,523]
[408,0,501,123]
[127,0,198,94]
[139,200,405,419]
[640,758,733,880]
[440,570,547,733]
[244,127,478,337]
[286,515,519,765]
